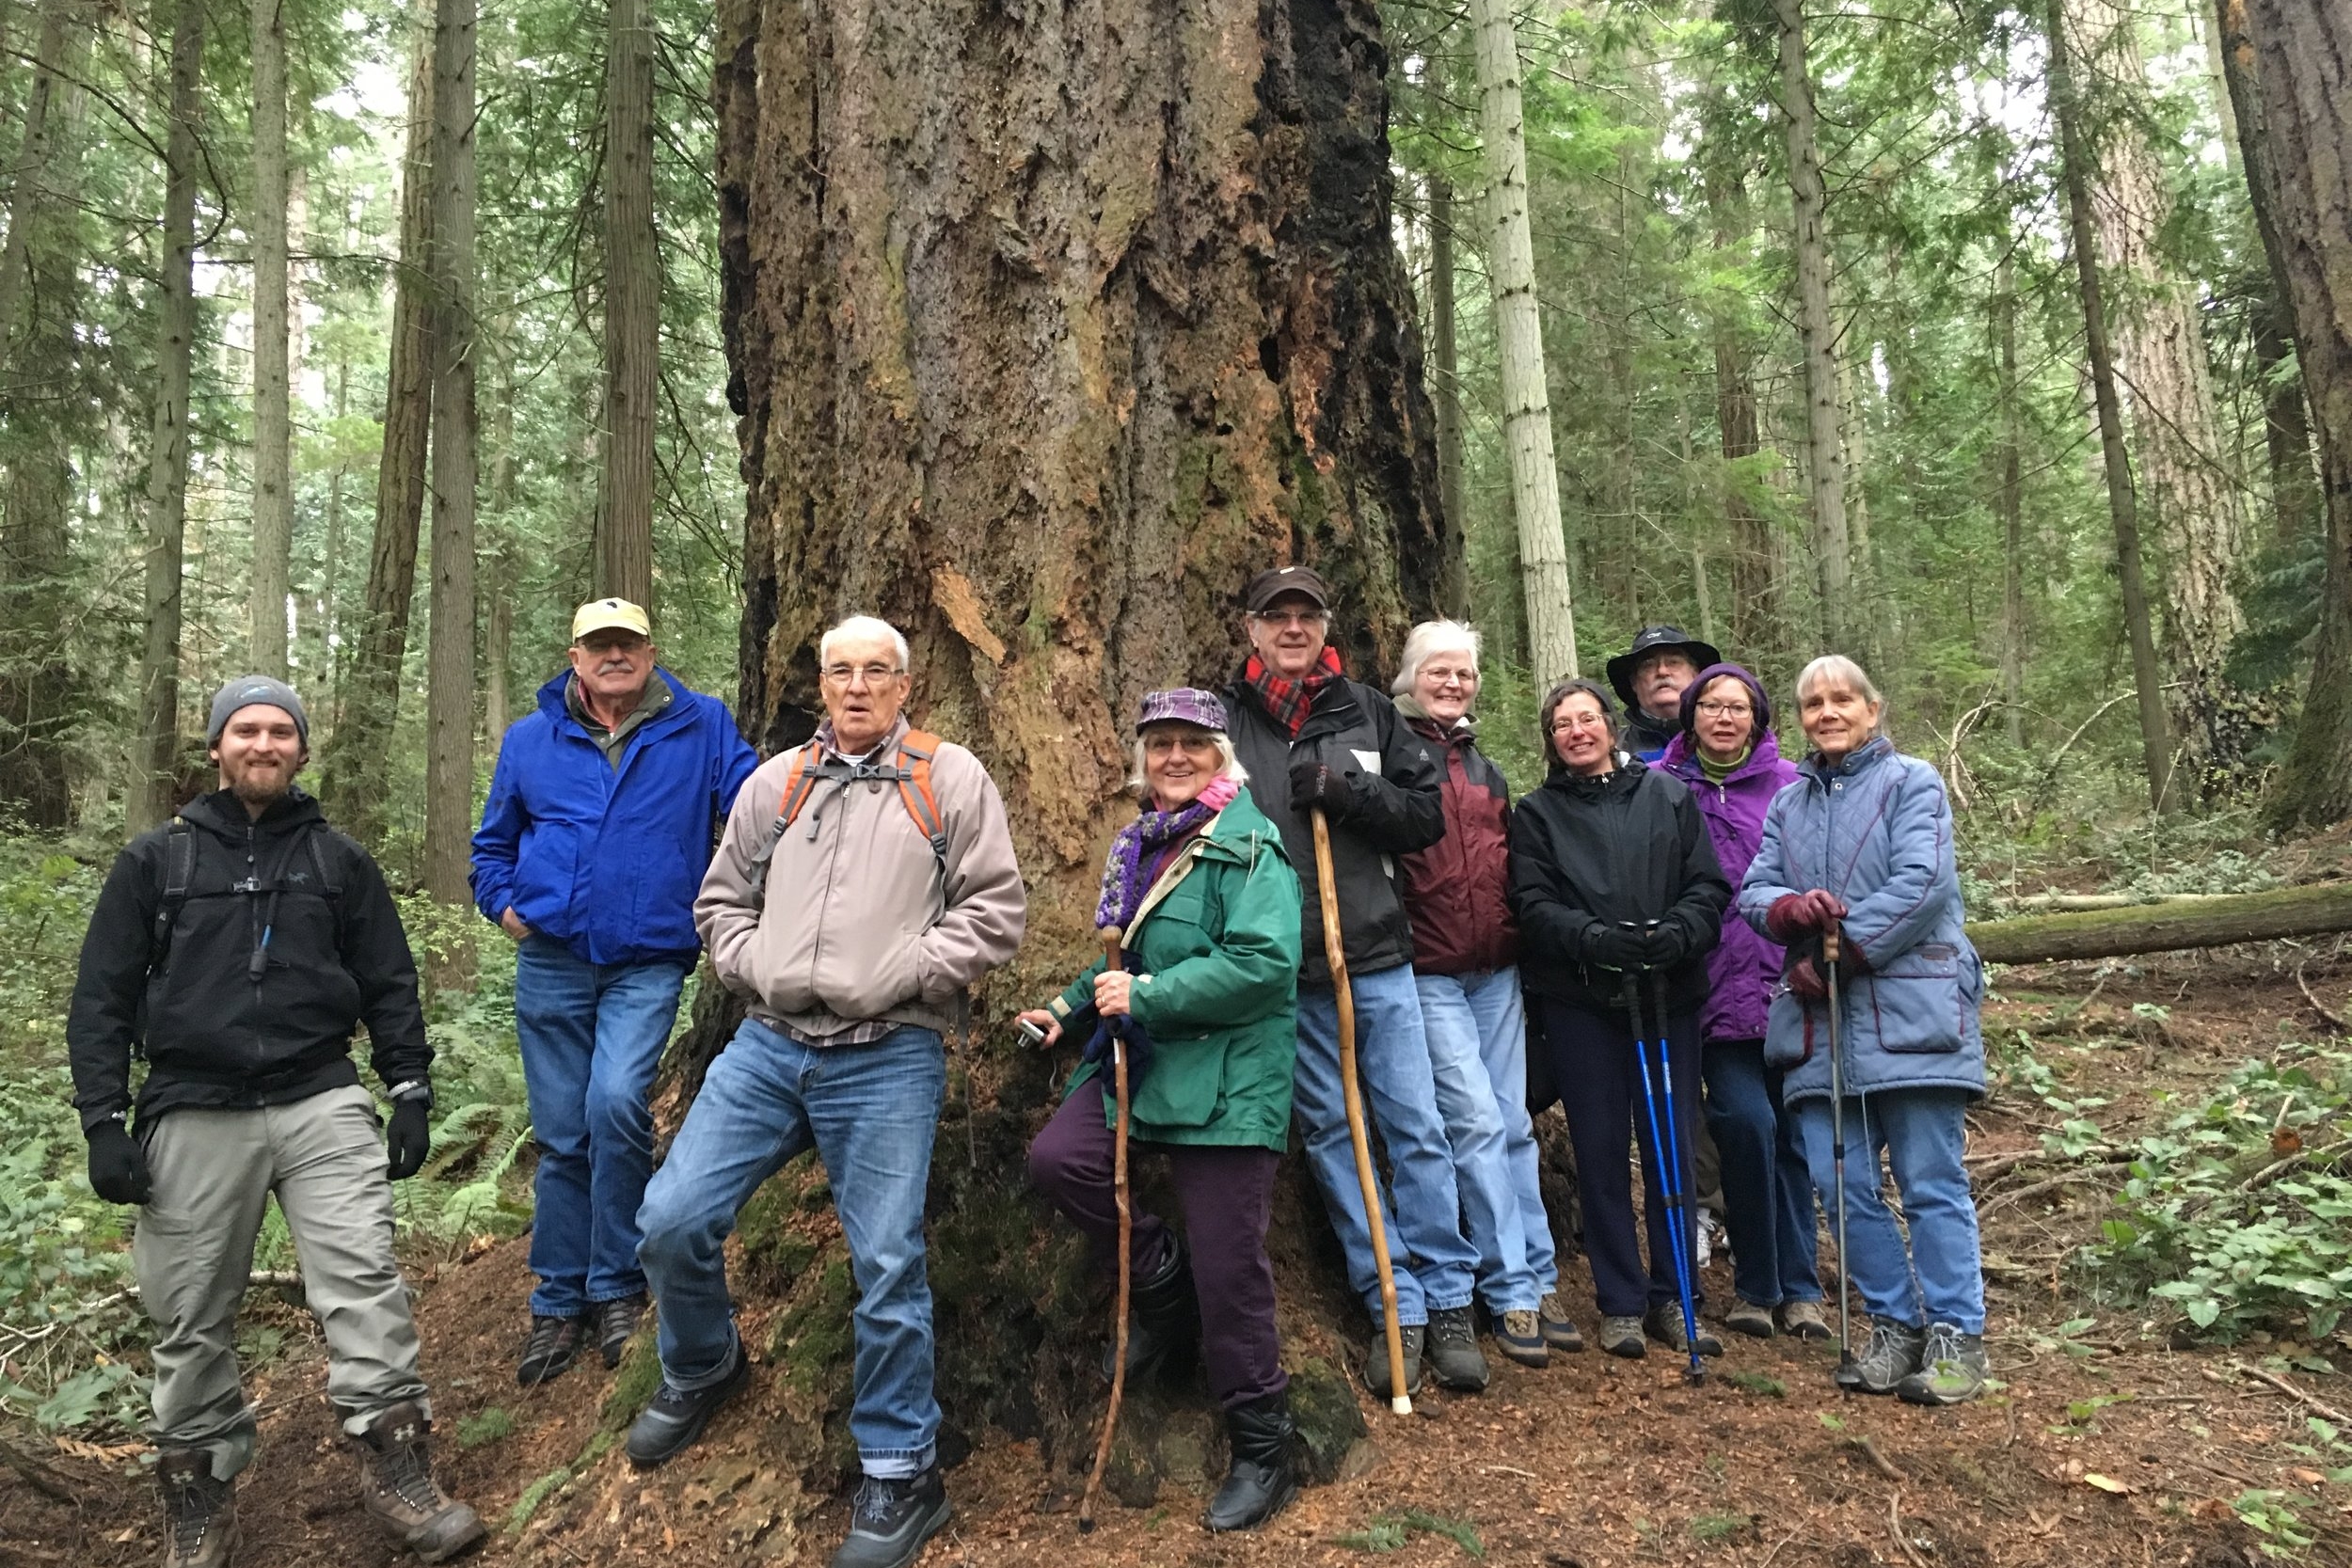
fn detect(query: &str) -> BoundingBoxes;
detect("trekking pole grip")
[1821,925,1840,966]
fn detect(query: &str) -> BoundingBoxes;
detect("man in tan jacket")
[627,616,1025,1568]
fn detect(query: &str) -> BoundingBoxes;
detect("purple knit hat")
[1136,688,1228,735]
[1676,661,1773,735]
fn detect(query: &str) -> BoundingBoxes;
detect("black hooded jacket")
[1506,757,1732,1017]
[68,788,432,1133]
[1225,670,1445,983]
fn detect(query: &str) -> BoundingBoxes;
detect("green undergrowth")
[1335,1507,1486,1557]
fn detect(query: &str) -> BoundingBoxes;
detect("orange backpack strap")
[895,729,950,873]
[749,734,950,895]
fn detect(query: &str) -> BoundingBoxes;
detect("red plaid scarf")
[1244,645,1343,737]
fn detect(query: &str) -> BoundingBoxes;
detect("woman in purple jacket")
[1659,664,1828,1341]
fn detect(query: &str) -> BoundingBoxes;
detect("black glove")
[1581,924,1649,972]
[87,1121,151,1205]
[1288,760,1359,821]
[1643,924,1693,970]
[386,1098,432,1180]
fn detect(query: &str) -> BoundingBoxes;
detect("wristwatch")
[387,1080,434,1111]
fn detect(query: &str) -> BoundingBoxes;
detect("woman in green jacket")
[1021,688,1303,1533]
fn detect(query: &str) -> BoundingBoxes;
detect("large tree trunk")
[323,32,433,846]
[1425,175,1470,622]
[2049,0,2176,816]
[1705,166,1780,673]
[1772,0,1851,652]
[423,0,477,982]
[2250,0,2352,829]
[1996,255,2026,749]
[247,0,292,677]
[130,0,206,836]
[1968,880,2352,964]
[1467,0,1577,682]
[0,0,72,391]
[597,0,658,610]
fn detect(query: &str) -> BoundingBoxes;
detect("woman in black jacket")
[1508,678,1732,1359]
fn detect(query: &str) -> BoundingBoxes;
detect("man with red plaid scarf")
[1221,566,1488,1399]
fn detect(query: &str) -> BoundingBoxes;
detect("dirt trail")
[6,955,2346,1568]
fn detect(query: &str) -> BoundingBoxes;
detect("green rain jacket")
[1047,788,1302,1152]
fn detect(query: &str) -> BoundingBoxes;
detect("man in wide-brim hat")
[1605,625,1722,761]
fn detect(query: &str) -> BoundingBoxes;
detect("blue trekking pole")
[1650,967,1707,1386]
[1618,961,1706,1386]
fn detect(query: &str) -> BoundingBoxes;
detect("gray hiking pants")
[134,1083,429,1480]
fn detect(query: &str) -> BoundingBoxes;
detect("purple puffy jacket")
[1658,663,1799,1044]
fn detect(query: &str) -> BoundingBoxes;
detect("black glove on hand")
[1288,760,1358,820]
[1581,924,1649,973]
[87,1121,151,1205]
[386,1098,432,1180]
[1643,924,1693,970]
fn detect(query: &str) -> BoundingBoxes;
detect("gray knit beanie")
[207,674,310,749]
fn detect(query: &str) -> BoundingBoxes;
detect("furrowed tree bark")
[1996,254,2026,749]
[1771,0,1851,652]
[1468,0,1577,682]
[597,0,657,610]
[2049,0,2176,816]
[423,0,477,985]
[1967,881,2352,964]
[324,31,433,847]
[1426,174,1470,621]
[247,0,292,678]
[2250,0,2352,829]
[130,0,206,836]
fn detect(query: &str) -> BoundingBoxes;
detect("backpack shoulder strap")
[774,745,822,832]
[151,816,196,968]
[895,730,950,870]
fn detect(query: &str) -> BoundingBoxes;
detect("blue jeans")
[1701,1039,1822,1309]
[513,939,689,1318]
[636,1020,946,1479]
[1794,1087,1985,1336]
[1294,964,1478,1323]
[1415,968,1548,1309]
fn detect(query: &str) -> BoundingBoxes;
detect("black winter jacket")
[1507,759,1732,1016]
[68,789,432,1133]
[1226,671,1445,983]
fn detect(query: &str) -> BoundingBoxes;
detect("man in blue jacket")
[471,597,759,1386]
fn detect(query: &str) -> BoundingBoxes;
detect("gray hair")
[1126,730,1249,798]
[1391,619,1481,697]
[818,615,910,672]
[1795,654,1886,733]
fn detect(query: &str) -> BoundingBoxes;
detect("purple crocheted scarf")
[1094,775,1241,935]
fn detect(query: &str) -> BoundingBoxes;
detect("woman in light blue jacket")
[1738,655,1987,1406]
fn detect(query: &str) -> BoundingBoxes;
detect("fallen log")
[1967,881,2352,965]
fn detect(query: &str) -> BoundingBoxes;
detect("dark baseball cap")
[1242,564,1331,613]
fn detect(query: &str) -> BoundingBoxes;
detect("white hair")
[819,615,910,672]
[1795,655,1887,736]
[1391,619,1482,696]
[1127,729,1248,799]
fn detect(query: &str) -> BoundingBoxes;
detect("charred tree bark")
[2250,0,2352,829]
[598,0,658,610]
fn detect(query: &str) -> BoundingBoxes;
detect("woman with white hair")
[1739,655,1990,1405]
[1391,621,1566,1366]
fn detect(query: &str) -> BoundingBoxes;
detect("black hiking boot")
[828,1465,952,1568]
[1837,1318,1927,1395]
[595,1294,645,1370]
[1424,1307,1490,1391]
[354,1402,486,1563]
[1363,1322,1425,1401]
[516,1314,586,1386]
[1202,1391,1298,1531]
[626,1337,752,1469]
[158,1449,236,1568]
[1101,1236,1200,1384]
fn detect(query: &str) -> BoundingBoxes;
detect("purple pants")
[1025,1078,1287,1409]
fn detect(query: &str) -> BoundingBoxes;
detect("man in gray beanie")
[68,676,484,1568]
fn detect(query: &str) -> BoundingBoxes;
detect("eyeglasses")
[1251,610,1328,629]
[1694,701,1753,719]
[1422,666,1479,687]
[820,662,905,686]
[1550,714,1610,735]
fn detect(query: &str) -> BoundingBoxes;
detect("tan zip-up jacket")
[695,720,1026,1041]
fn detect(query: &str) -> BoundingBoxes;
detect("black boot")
[1202,1391,1298,1532]
[1100,1236,1200,1384]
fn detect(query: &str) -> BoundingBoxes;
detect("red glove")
[1766,890,1848,942]
[1788,956,1829,1001]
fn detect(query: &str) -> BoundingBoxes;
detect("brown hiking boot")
[355,1402,486,1563]
[158,1449,236,1568]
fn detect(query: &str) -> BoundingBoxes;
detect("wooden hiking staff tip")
[1077,925,1131,1532]
[1311,808,1412,1416]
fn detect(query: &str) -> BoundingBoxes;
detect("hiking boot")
[516,1314,585,1386]
[595,1294,645,1370]
[158,1449,236,1568]
[1778,1299,1832,1341]
[1101,1236,1200,1384]
[627,1337,752,1469]
[1363,1322,1425,1400]
[1425,1307,1489,1391]
[1538,1291,1584,1352]
[1202,1390,1298,1531]
[828,1465,952,1568]
[354,1402,485,1563]
[1494,1309,1549,1369]
[1644,1302,1724,1357]
[1598,1314,1646,1358]
[1723,1299,1777,1338]
[1837,1319,1927,1395]
[1897,1323,1989,1407]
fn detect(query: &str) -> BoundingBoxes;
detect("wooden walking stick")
[1311,807,1413,1416]
[1078,926,1132,1531]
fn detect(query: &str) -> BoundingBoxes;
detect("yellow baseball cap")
[571,597,651,641]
